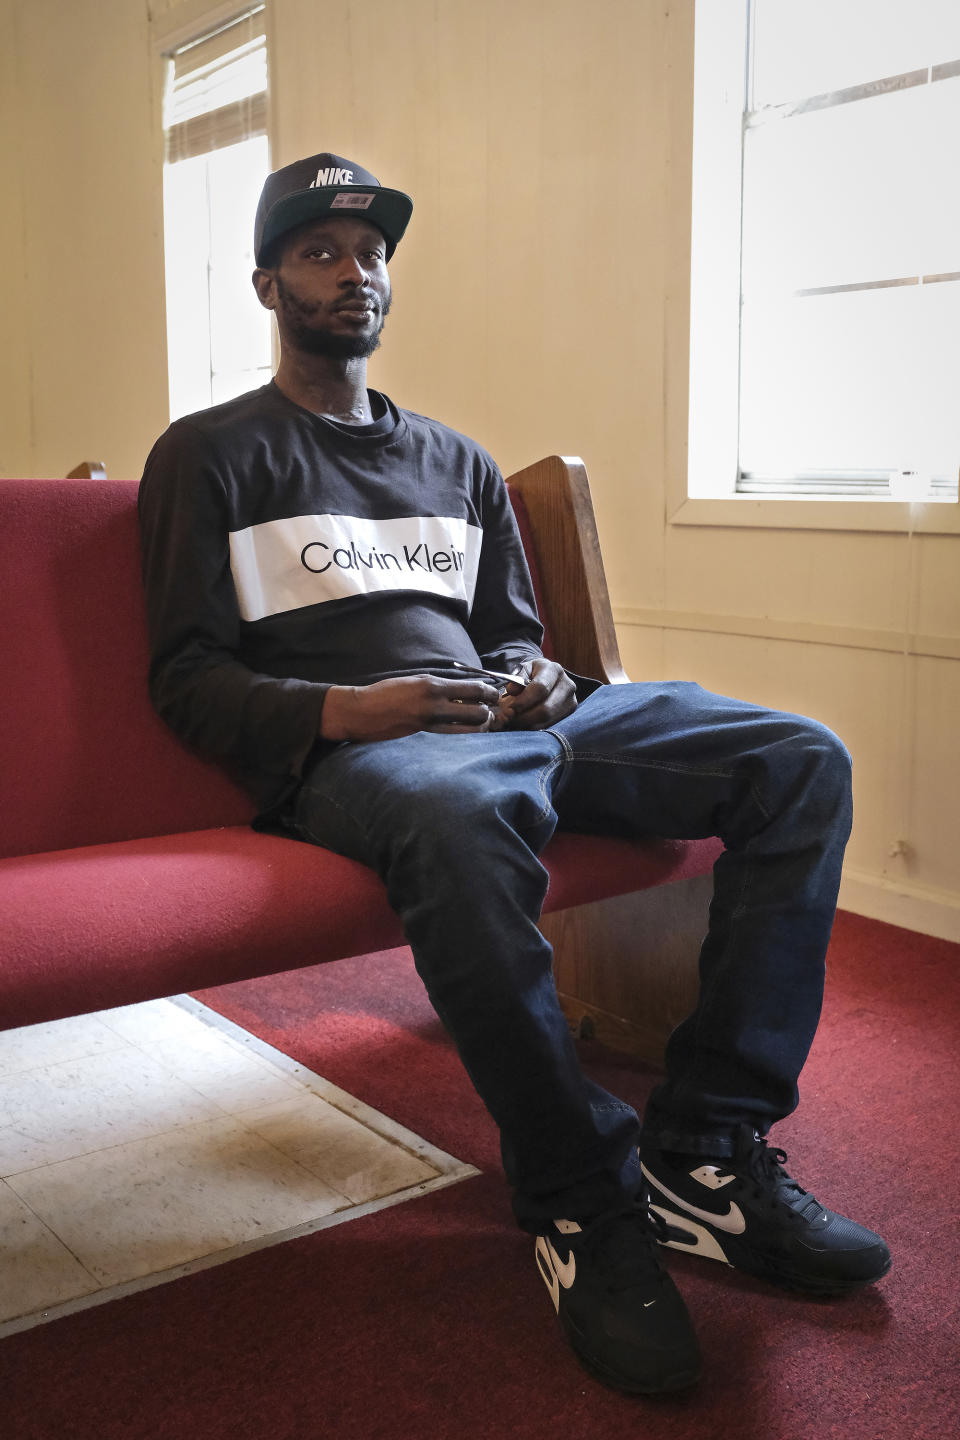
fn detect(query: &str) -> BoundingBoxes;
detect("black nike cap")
[254,152,413,264]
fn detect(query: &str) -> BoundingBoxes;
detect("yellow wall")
[0,0,169,479]
[2,0,958,937]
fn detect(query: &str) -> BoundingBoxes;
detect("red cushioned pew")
[0,457,720,1057]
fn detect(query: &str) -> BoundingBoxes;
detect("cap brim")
[257,186,413,263]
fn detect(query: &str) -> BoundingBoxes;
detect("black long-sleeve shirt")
[138,382,545,815]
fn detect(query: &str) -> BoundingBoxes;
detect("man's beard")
[275,276,391,359]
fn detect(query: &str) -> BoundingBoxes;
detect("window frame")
[670,0,960,536]
[154,2,274,422]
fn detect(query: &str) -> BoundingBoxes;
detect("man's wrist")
[319,685,356,741]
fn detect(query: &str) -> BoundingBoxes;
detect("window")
[688,0,960,506]
[162,7,271,421]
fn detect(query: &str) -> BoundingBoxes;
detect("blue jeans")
[290,682,852,1231]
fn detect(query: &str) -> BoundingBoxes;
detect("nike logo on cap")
[311,166,354,186]
[641,1162,747,1235]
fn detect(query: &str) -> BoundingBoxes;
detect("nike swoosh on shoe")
[641,1162,747,1235]
[545,1238,577,1288]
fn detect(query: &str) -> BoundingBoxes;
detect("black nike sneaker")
[534,1203,702,1394]
[640,1124,891,1296]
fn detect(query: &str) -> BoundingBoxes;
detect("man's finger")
[429,695,497,730]
[509,677,555,715]
[502,662,577,730]
[437,679,500,708]
[431,708,497,732]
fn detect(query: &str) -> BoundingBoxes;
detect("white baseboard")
[839,867,960,943]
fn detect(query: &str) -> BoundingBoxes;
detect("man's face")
[256,216,392,359]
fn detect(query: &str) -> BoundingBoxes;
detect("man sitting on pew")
[139,152,890,1396]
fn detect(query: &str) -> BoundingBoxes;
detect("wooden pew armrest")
[506,454,628,685]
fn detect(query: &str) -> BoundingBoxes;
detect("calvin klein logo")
[229,512,482,623]
[300,540,466,576]
[311,166,354,187]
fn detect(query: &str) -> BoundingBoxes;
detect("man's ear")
[252,267,278,311]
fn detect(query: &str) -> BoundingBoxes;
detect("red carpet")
[3,910,958,1439]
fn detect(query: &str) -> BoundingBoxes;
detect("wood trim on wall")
[839,867,960,943]
[667,495,960,537]
[613,607,960,662]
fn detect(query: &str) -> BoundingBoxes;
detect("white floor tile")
[0,1047,222,1175]
[140,1026,303,1113]
[7,1116,347,1287]
[0,1180,99,1324]
[0,996,475,1335]
[239,1094,440,1203]
[0,1013,128,1079]
[95,997,215,1046]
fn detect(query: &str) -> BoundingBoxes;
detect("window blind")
[733,0,960,502]
[164,6,266,164]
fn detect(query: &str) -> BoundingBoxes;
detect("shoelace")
[571,1203,671,1294]
[718,1136,824,1223]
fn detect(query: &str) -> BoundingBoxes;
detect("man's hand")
[496,659,577,730]
[320,675,502,742]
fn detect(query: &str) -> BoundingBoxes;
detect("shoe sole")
[570,1341,701,1396]
[650,1204,892,1296]
[563,1313,701,1395]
